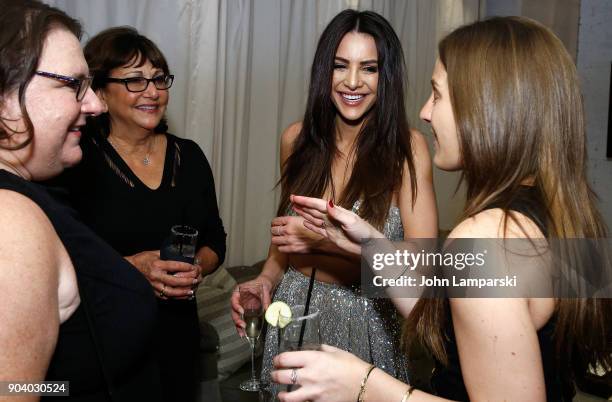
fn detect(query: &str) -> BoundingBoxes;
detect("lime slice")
[277,314,292,329]
[265,301,292,328]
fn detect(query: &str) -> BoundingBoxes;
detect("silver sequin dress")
[261,201,410,391]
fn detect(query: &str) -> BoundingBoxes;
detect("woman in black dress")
[57,27,226,402]
[0,1,163,400]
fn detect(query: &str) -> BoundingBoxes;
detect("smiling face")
[1,27,103,180]
[331,31,379,123]
[419,59,462,171]
[98,56,169,135]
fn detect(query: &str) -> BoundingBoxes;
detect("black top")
[430,186,573,401]
[54,132,226,262]
[0,170,161,402]
[48,131,226,402]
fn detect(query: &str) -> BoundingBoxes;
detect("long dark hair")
[278,10,416,229]
[0,0,81,150]
[83,26,169,136]
[406,17,611,389]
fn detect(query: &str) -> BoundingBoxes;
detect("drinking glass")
[279,305,321,352]
[276,305,321,395]
[162,225,198,264]
[239,283,264,392]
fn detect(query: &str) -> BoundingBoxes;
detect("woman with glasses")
[52,27,226,402]
[0,1,165,400]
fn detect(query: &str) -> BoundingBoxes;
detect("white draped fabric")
[46,0,478,266]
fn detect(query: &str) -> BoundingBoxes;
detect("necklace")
[108,134,156,166]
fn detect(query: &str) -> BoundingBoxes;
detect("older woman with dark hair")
[53,27,226,402]
[0,1,163,400]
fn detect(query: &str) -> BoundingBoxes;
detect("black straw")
[287,268,316,392]
[299,268,316,346]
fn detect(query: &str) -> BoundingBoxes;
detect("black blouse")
[54,132,226,263]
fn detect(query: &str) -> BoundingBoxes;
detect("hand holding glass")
[276,305,321,397]
[240,283,264,392]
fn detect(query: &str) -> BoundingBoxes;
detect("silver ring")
[290,368,298,385]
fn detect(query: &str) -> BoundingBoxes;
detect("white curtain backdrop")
[46,0,478,267]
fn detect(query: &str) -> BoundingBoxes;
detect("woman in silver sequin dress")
[271,16,612,402]
[231,10,437,391]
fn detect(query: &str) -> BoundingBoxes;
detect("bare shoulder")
[406,129,433,176]
[0,189,61,379]
[400,129,434,187]
[450,206,543,239]
[0,189,60,275]
[280,121,303,148]
[280,121,303,165]
[409,128,429,153]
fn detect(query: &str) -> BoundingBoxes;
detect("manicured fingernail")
[329,200,334,208]
[188,290,194,295]
[193,279,198,284]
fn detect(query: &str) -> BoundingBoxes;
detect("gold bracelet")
[400,386,415,402]
[357,364,376,402]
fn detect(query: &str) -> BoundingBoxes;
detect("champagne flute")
[239,283,264,392]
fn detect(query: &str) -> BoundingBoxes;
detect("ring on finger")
[290,368,298,385]
[160,284,166,298]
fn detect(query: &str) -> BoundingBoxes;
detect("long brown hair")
[278,10,415,229]
[0,0,81,150]
[406,16,611,384]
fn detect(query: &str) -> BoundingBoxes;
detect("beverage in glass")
[239,283,264,392]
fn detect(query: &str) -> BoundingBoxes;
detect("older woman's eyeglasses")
[104,75,174,93]
[35,71,93,102]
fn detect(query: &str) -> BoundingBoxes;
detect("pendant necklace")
[108,134,156,167]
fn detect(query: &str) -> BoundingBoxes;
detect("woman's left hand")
[271,344,370,402]
[270,215,324,253]
[154,258,201,300]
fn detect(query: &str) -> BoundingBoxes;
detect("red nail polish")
[329,200,334,208]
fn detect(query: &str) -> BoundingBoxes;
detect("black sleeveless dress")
[0,169,161,401]
[430,186,574,401]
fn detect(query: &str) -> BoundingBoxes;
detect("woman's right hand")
[290,195,383,255]
[231,275,274,337]
[126,250,199,299]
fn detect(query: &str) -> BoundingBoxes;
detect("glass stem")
[250,339,256,381]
